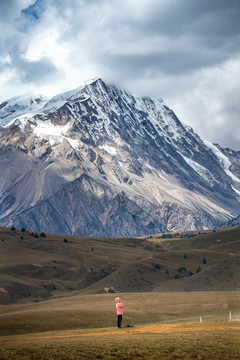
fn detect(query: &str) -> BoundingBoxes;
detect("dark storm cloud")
[95,0,240,75]
[140,0,240,38]
[17,57,61,83]
[101,46,232,78]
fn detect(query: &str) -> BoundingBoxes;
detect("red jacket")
[115,297,123,315]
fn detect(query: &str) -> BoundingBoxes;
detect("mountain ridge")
[0,93,49,127]
[0,78,240,237]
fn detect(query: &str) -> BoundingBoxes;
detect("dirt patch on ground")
[0,288,8,294]
[1,322,240,343]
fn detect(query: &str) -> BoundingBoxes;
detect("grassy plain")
[1,323,240,360]
[1,292,240,359]
[1,291,240,336]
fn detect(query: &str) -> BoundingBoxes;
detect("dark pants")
[117,315,122,328]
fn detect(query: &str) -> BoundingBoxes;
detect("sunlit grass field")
[1,324,240,360]
[1,291,240,359]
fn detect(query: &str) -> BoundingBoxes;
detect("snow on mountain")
[32,120,71,146]
[0,78,240,237]
[42,78,99,112]
[203,139,240,182]
[0,93,49,127]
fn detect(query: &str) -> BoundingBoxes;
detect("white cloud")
[166,56,240,149]
[0,54,12,67]
[0,0,240,149]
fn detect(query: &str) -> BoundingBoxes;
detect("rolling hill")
[0,226,240,304]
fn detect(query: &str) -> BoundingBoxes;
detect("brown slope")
[1,226,240,304]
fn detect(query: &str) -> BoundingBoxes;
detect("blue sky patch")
[21,0,45,21]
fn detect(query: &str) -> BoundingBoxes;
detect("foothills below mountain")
[0,78,240,237]
[0,226,240,304]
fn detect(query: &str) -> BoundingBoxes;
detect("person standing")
[115,297,123,328]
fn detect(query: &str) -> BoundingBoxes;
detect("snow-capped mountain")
[0,93,49,127]
[0,78,240,237]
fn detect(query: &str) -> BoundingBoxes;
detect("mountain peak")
[1,79,240,237]
[82,77,102,87]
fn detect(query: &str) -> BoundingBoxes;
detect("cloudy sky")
[0,0,240,149]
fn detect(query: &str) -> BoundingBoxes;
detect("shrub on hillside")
[178,266,187,273]
[160,233,173,238]
[174,274,182,279]
[31,232,39,238]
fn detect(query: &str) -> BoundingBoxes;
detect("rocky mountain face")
[0,78,240,237]
[220,215,240,228]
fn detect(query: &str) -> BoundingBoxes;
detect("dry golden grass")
[1,291,240,336]
[1,291,240,359]
[0,322,240,359]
